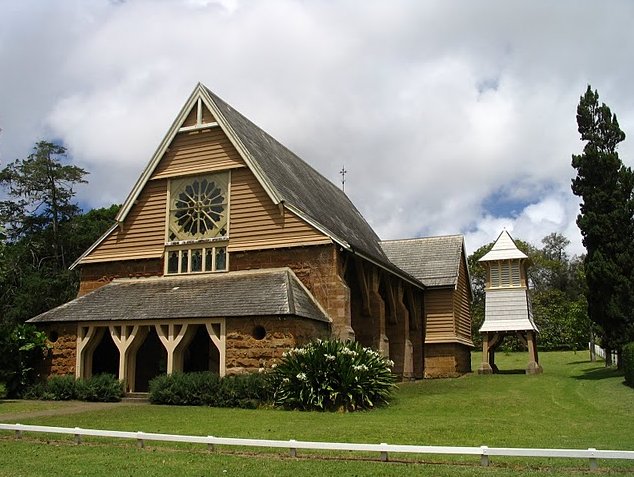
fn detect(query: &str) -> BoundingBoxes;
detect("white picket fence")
[590,343,619,365]
[1,423,633,470]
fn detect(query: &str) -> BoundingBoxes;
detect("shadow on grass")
[574,365,623,381]
[566,360,593,365]
[496,369,525,375]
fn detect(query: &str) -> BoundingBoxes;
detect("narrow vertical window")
[215,247,227,271]
[181,250,189,273]
[205,248,214,272]
[191,249,203,272]
[168,251,179,274]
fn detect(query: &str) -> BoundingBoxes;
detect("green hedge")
[624,342,634,388]
[24,374,124,402]
[148,372,271,408]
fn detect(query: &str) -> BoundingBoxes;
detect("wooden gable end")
[151,128,244,179]
[453,255,473,345]
[81,179,167,263]
[79,102,329,265]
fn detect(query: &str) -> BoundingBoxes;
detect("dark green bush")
[0,323,49,397]
[75,374,124,402]
[149,372,271,408]
[149,372,221,405]
[46,375,77,400]
[269,339,397,412]
[0,382,6,399]
[25,374,123,402]
[623,342,634,388]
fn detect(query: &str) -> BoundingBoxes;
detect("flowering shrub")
[269,340,396,412]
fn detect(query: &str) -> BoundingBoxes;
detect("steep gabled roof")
[74,83,420,287]
[380,235,468,288]
[203,87,387,262]
[28,268,330,324]
[479,230,527,262]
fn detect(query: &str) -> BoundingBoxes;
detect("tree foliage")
[0,141,88,269]
[571,86,634,357]
[0,141,119,324]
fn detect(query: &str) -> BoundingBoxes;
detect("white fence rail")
[1,423,633,470]
[590,343,619,365]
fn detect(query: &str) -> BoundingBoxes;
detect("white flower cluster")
[324,354,336,361]
[296,372,307,381]
[352,364,368,372]
[283,347,308,358]
[386,359,395,367]
[282,377,290,384]
[340,347,358,357]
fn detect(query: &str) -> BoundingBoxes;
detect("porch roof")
[27,268,330,324]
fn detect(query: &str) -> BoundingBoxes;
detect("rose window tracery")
[169,173,228,241]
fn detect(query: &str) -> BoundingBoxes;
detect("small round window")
[252,325,266,340]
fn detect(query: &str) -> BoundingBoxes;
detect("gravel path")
[0,401,143,423]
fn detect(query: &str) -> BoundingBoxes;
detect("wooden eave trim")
[177,122,219,133]
[69,223,120,270]
[425,336,475,347]
[282,202,350,250]
[352,248,426,291]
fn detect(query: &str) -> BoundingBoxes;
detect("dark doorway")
[91,330,119,377]
[135,327,166,392]
[183,325,220,374]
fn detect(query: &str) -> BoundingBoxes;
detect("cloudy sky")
[2,0,634,256]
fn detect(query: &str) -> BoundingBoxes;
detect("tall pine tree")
[571,86,634,364]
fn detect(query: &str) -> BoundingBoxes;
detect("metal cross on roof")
[339,165,347,192]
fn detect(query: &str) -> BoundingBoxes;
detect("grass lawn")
[0,350,632,476]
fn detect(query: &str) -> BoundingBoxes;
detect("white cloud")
[1,0,633,260]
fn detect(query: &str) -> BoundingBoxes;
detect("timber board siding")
[151,129,245,180]
[81,179,167,263]
[228,168,330,251]
[80,128,329,264]
[453,258,473,343]
[424,288,456,341]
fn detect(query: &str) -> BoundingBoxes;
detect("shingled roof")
[380,235,466,288]
[205,87,387,263]
[28,268,330,324]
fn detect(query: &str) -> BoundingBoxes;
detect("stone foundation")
[225,316,330,375]
[424,342,471,378]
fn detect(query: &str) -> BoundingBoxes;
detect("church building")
[29,84,473,391]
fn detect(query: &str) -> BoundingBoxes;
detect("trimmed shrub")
[0,382,6,399]
[24,374,123,402]
[269,339,397,412]
[219,373,272,409]
[75,374,124,402]
[149,372,221,406]
[149,372,272,408]
[46,375,77,400]
[624,342,634,388]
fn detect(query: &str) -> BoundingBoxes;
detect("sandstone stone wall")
[424,342,472,378]
[225,316,330,375]
[230,245,352,339]
[77,258,163,296]
[39,323,77,377]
